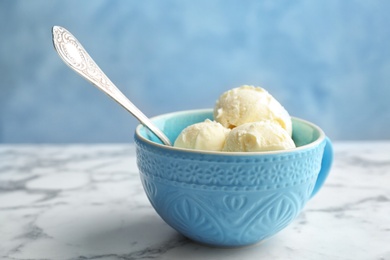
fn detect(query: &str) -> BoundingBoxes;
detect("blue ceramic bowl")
[134,109,333,247]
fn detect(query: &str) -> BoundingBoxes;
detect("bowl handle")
[310,137,334,198]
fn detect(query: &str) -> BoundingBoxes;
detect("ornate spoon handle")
[52,26,172,146]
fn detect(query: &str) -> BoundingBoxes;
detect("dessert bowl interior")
[135,109,324,153]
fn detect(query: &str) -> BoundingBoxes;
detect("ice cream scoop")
[174,119,230,151]
[223,120,295,152]
[214,85,292,136]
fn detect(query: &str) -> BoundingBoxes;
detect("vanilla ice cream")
[214,85,292,136]
[223,120,296,152]
[174,119,230,151]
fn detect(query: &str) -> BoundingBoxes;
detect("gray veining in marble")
[0,143,389,260]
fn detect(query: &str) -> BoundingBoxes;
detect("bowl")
[134,109,333,247]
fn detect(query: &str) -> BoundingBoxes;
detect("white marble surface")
[0,142,389,260]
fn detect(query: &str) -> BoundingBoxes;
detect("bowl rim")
[135,108,326,156]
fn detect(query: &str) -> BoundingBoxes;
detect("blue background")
[1,0,390,143]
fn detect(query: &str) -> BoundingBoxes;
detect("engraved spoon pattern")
[52,26,172,146]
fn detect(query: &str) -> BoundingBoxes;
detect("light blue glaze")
[134,109,333,247]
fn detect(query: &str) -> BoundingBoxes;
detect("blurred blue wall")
[1,0,390,143]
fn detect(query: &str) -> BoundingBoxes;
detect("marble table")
[1,142,389,260]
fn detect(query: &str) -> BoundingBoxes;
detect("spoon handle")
[52,26,172,146]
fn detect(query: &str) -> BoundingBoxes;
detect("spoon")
[51,26,172,146]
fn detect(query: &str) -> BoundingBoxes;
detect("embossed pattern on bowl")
[134,109,333,247]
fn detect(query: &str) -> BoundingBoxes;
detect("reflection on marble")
[0,143,389,260]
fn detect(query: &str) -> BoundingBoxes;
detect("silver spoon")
[52,26,172,146]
